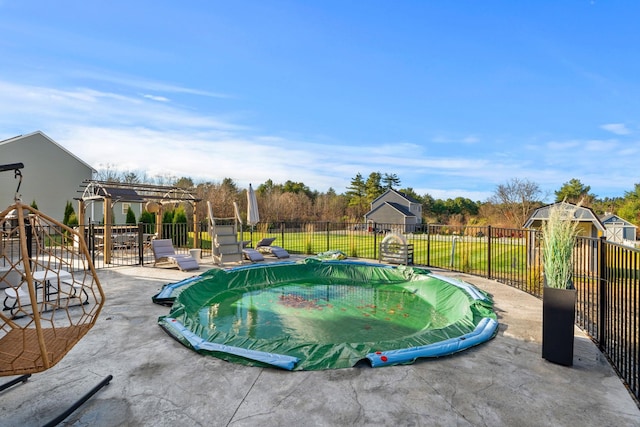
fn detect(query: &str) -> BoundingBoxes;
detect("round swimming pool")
[154,259,498,370]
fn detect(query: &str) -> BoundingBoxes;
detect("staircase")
[207,202,243,266]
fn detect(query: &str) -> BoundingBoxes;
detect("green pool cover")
[154,259,498,370]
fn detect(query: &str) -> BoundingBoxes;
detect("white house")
[0,131,95,222]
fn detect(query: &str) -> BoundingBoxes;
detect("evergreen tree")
[162,209,174,224]
[345,173,367,219]
[555,179,596,205]
[126,206,137,224]
[174,176,195,188]
[67,212,78,227]
[382,173,401,189]
[140,210,155,224]
[365,172,384,203]
[172,206,188,245]
[63,201,75,226]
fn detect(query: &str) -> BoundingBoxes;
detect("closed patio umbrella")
[247,184,259,243]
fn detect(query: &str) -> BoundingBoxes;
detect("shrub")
[63,201,75,226]
[140,210,155,224]
[126,206,137,224]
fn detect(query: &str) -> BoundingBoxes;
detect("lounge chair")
[151,239,199,271]
[255,237,290,259]
[242,241,264,262]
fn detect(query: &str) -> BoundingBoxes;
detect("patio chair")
[151,239,199,271]
[242,241,264,262]
[255,237,290,259]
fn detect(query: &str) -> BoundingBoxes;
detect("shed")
[523,202,605,273]
[523,202,605,238]
[600,213,637,244]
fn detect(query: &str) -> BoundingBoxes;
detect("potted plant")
[541,201,580,366]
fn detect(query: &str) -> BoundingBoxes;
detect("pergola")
[77,180,202,263]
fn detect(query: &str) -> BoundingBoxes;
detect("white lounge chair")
[255,237,290,259]
[151,239,199,271]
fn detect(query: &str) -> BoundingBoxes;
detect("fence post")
[89,222,95,266]
[138,222,144,265]
[280,222,285,247]
[426,224,431,267]
[598,235,607,351]
[326,222,330,252]
[486,225,492,279]
[373,223,378,260]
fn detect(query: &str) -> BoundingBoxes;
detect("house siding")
[368,204,403,224]
[0,132,94,222]
[365,189,422,233]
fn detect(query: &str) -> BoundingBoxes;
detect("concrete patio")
[1,257,638,426]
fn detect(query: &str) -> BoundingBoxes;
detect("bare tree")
[95,164,121,182]
[489,178,543,228]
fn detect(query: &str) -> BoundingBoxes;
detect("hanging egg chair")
[0,163,104,376]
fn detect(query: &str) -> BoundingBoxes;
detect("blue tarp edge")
[365,317,499,367]
[159,317,300,370]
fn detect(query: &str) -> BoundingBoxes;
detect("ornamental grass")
[541,202,581,289]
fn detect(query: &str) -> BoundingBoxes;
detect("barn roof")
[523,202,605,232]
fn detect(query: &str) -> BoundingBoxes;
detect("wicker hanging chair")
[0,201,105,376]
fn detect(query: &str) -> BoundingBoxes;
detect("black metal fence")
[83,220,638,404]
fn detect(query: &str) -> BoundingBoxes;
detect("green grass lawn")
[193,230,532,277]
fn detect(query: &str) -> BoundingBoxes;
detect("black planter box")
[542,287,576,366]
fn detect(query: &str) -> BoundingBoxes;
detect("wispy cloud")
[69,70,233,99]
[601,123,631,135]
[432,135,480,144]
[142,94,169,102]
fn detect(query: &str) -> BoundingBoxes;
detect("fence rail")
[79,220,638,405]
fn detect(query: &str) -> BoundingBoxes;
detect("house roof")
[370,188,420,206]
[523,202,606,232]
[0,130,96,173]
[100,187,144,202]
[366,201,416,218]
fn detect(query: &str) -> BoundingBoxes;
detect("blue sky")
[1,1,638,201]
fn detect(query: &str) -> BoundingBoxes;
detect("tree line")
[96,166,640,229]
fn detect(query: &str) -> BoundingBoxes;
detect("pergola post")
[77,199,86,236]
[192,202,199,249]
[104,196,112,264]
[156,205,163,239]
